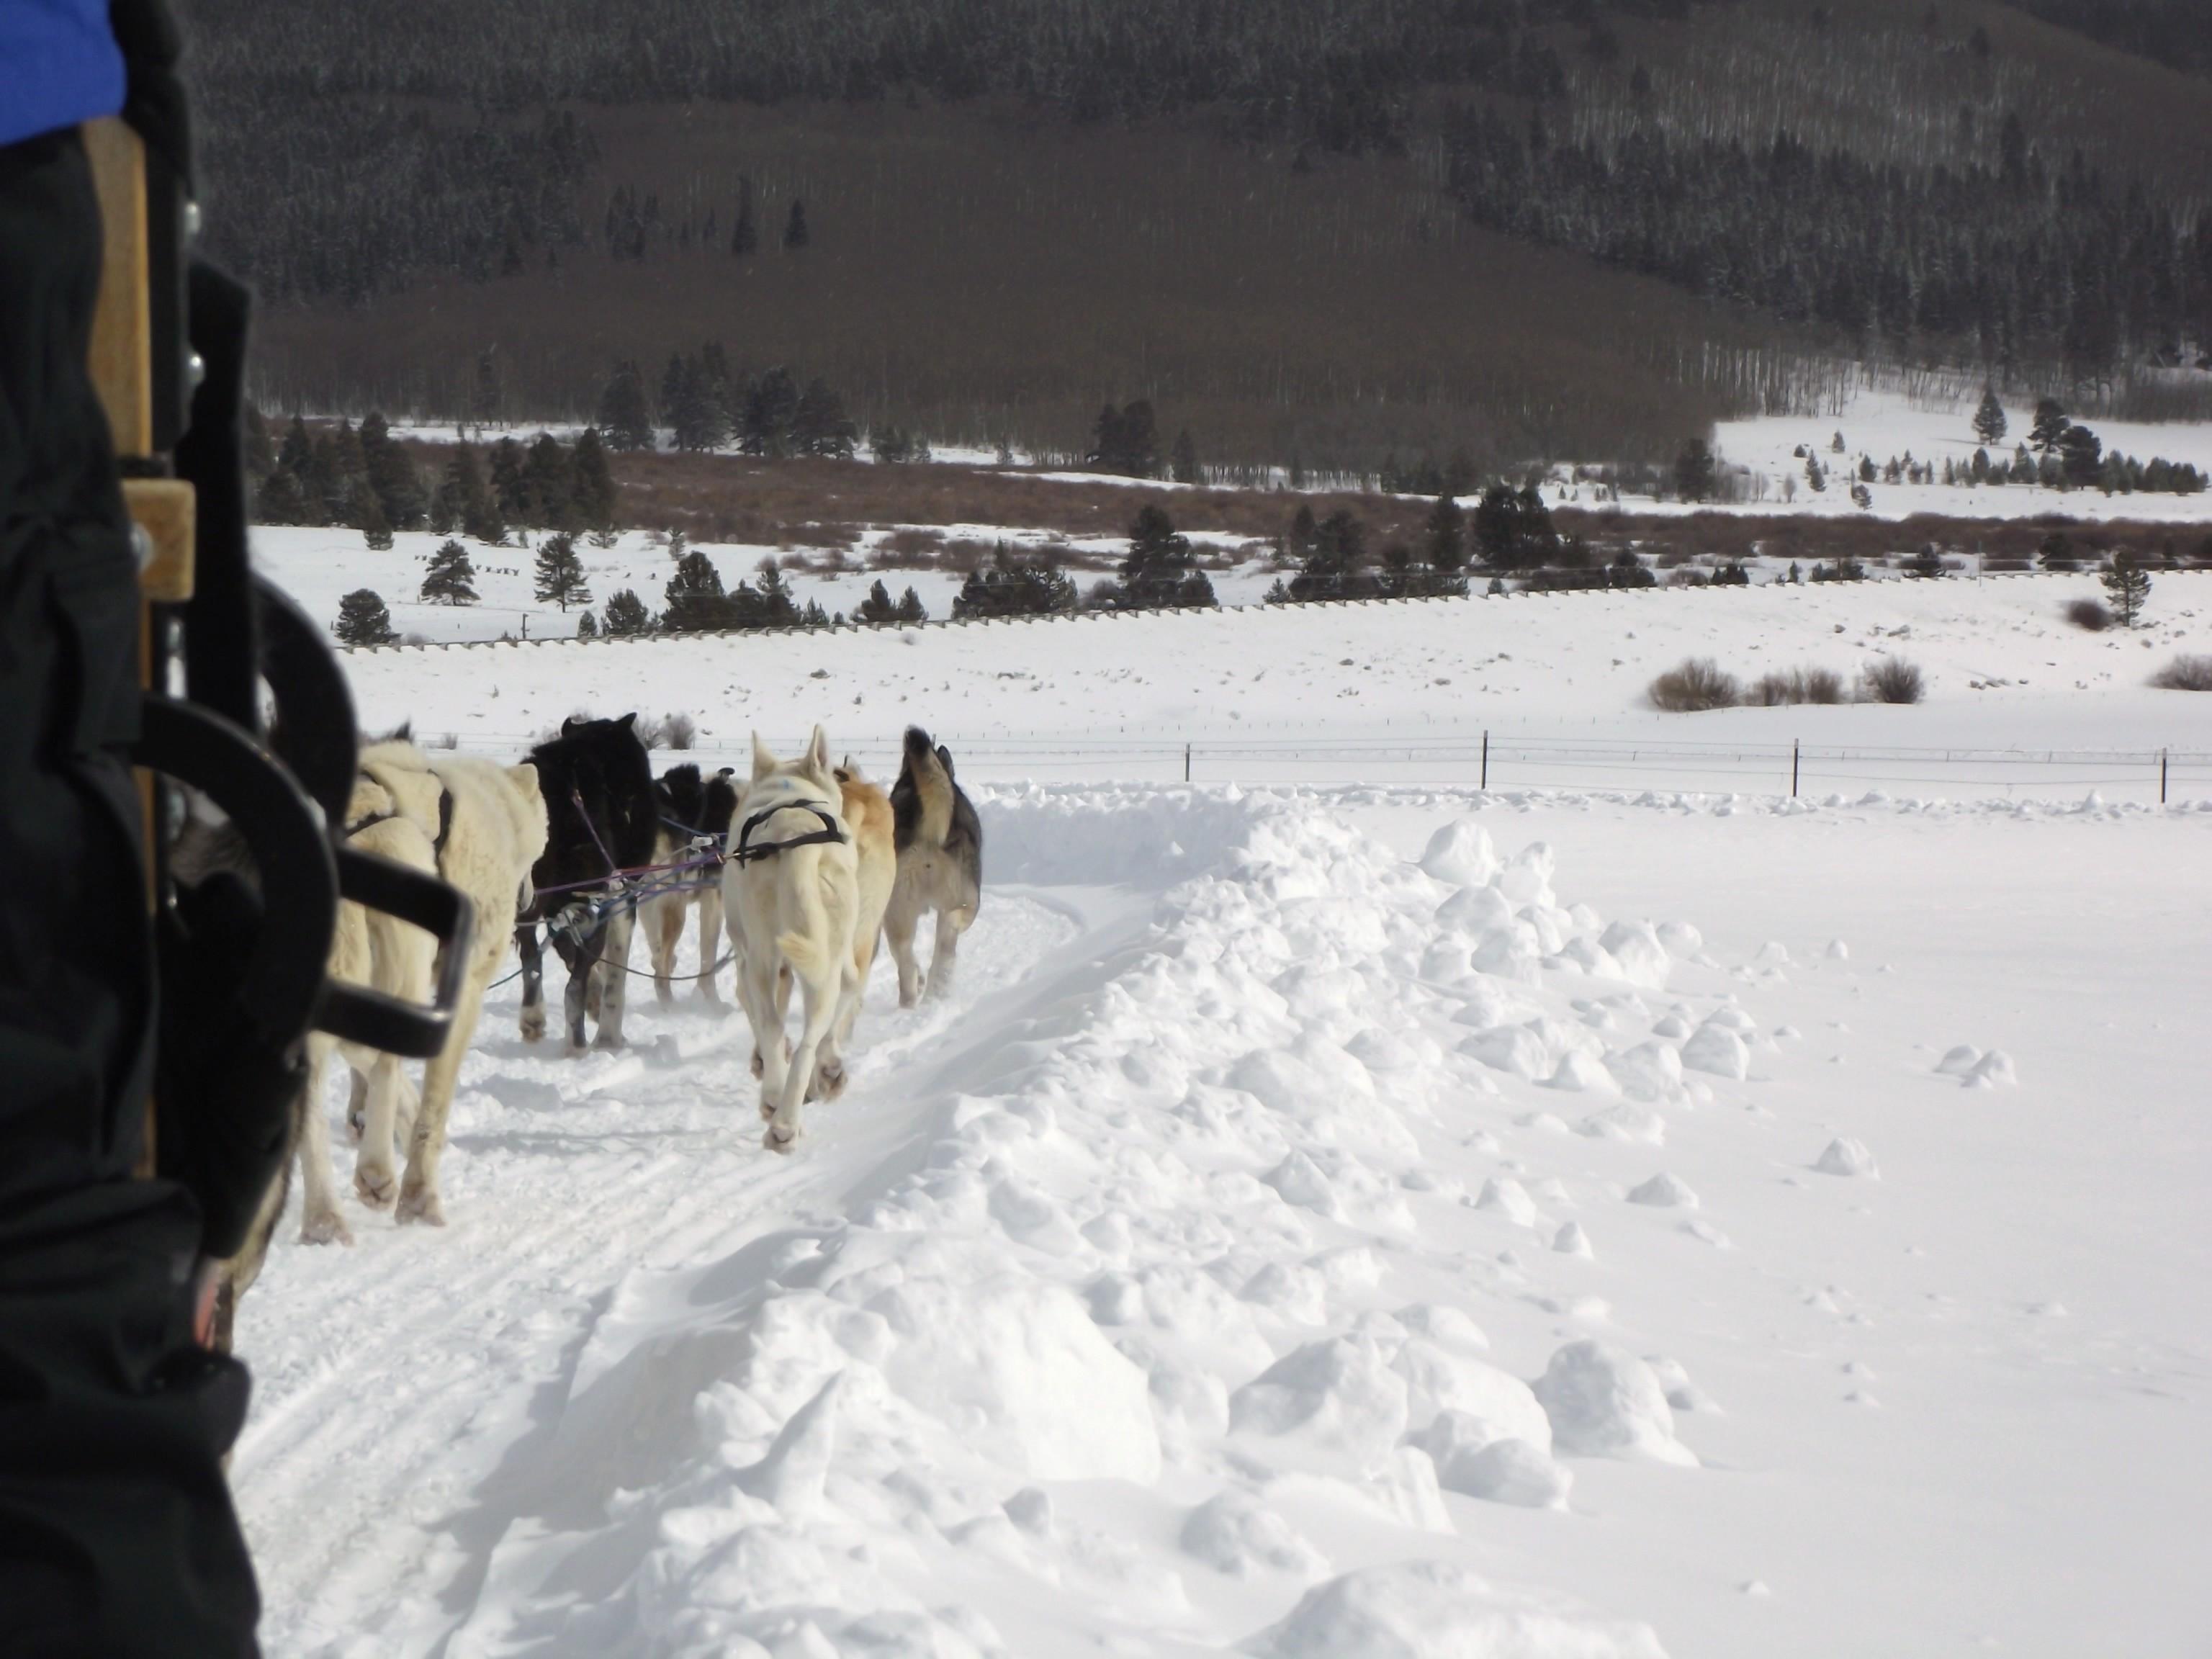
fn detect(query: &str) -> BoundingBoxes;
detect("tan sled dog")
[723,728,873,1151]
[297,741,547,1240]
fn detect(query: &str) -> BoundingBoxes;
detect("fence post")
[2161,747,2168,805]
[1480,729,1489,791]
[1792,739,1800,798]
[1184,742,1192,784]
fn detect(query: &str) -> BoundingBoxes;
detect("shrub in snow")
[2152,654,2212,691]
[2066,598,2113,632]
[1861,657,1925,704]
[1532,1339,1696,1465]
[1750,666,1847,705]
[1648,657,1740,712]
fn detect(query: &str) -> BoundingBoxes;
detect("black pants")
[0,127,258,1658]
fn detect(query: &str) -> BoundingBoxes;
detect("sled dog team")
[225,720,979,1277]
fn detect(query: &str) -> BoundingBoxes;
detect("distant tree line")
[2001,1,2212,78]
[253,417,619,540]
[1447,107,2212,378]
[596,351,861,457]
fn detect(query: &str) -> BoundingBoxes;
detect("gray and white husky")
[885,726,982,1006]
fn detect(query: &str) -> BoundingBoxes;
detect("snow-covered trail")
[228,784,2212,1659]
[231,889,1106,1657]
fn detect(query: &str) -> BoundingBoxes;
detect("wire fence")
[441,729,2211,804]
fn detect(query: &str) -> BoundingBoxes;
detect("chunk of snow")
[1627,1173,1699,1209]
[1815,1138,1880,1179]
[1419,819,1501,889]
[1532,1340,1698,1465]
[1247,1560,1666,1658]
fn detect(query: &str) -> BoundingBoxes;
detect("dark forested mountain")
[178,0,2212,469]
[2002,1,2212,78]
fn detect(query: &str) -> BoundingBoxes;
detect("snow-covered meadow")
[225,557,2212,1658]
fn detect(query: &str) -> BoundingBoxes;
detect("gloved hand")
[154,867,304,1262]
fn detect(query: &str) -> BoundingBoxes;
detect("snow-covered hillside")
[229,781,2212,1658]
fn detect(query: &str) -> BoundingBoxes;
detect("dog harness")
[732,799,848,866]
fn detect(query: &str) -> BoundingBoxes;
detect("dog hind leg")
[353,1051,409,1210]
[595,908,636,1049]
[885,891,922,1008]
[295,1044,354,1246]
[516,922,546,1042]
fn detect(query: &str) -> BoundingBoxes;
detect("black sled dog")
[516,714,657,1052]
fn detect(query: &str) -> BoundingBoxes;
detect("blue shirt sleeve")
[0,0,127,148]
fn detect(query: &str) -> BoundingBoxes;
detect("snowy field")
[327,567,2212,803]
[225,558,2212,1655]
[1578,385,2212,525]
[230,778,2212,1658]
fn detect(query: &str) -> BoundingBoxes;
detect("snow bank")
[1249,1560,1666,1658]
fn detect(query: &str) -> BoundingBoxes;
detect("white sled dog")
[722,728,889,1151]
[885,726,983,1005]
[297,740,547,1241]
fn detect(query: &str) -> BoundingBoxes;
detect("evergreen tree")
[1973,390,2008,447]
[662,549,732,631]
[783,199,809,249]
[569,427,619,530]
[595,360,655,452]
[667,351,734,451]
[359,412,426,529]
[741,367,801,457]
[1107,505,1217,608]
[731,179,757,256]
[603,588,653,635]
[1286,509,1371,600]
[472,349,501,426]
[2101,551,2151,626]
[2059,423,2104,487]
[793,379,857,459]
[1089,400,1160,477]
[333,589,397,646]
[523,431,575,526]
[533,531,589,611]
[421,539,480,605]
[255,464,307,526]
[577,609,599,638]
[354,482,394,549]
[1473,482,1559,570]
[2030,398,2070,455]
[856,579,902,624]
[894,585,928,624]
[488,436,529,522]
[318,422,368,524]
[243,403,276,481]
[1672,436,1718,502]
[1424,493,1466,576]
[952,544,1077,617]
[1171,428,1201,485]
[745,559,802,626]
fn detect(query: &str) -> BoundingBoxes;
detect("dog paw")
[354,1163,397,1210]
[763,1123,799,1154]
[653,984,673,1007]
[592,1032,626,1053]
[563,1042,589,1060]
[396,1182,447,1228]
[750,1047,765,1079]
[519,1010,546,1043]
[346,1110,367,1143]
[300,1209,354,1247]
[814,1058,847,1100]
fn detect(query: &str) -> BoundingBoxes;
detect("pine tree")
[570,427,619,529]
[856,579,901,624]
[432,444,503,544]
[360,411,426,530]
[576,610,599,638]
[255,465,307,526]
[783,199,809,249]
[953,544,1076,617]
[895,586,928,624]
[523,431,575,527]
[1424,493,1465,573]
[1172,428,1200,485]
[741,367,801,457]
[745,559,801,626]
[2031,398,2070,455]
[472,349,501,426]
[278,413,314,480]
[533,531,589,611]
[488,436,529,523]
[355,482,395,549]
[793,379,857,459]
[1089,400,1160,477]
[2101,552,2151,626]
[662,549,731,631]
[1672,436,1718,502]
[1973,390,2008,446]
[1112,504,1216,608]
[731,179,757,256]
[603,588,653,635]
[595,361,655,452]
[421,539,480,605]
[243,403,276,481]
[333,589,397,647]
[2059,423,2104,487]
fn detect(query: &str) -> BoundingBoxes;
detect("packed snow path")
[229,786,2212,1658]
